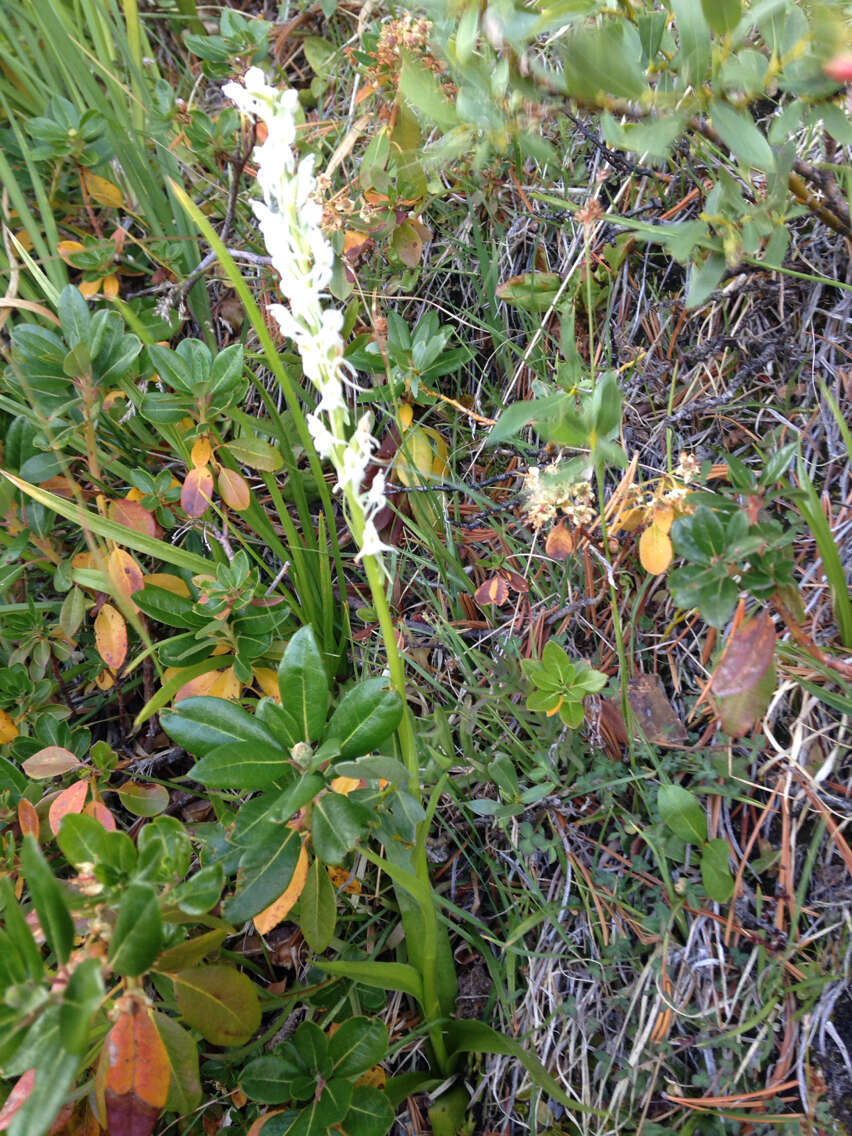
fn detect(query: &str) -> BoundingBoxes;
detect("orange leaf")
[84,800,117,831]
[181,466,214,517]
[639,524,673,575]
[108,548,145,605]
[49,780,89,835]
[22,746,82,779]
[0,707,19,743]
[79,278,101,299]
[254,843,309,935]
[190,437,213,468]
[105,1004,170,1136]
[0,1069,36,1131]
[95,603,128,670]
[57,240,85,261]
[218,468,251,511]
[17,798,39,839]
[109,500,157,539]
[474,575,509,606]
[102,274,119,301]
[545,521,575,561]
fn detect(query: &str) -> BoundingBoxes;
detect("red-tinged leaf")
[108,548,145,603]
[47,1101,74,1134]
[48,780,89,836]
[502,569,529,594]
[218,468,251,511]
[84,800,117,831]
[712,612,776,698]
[17,798,40,839]
[22,746,82,779]
[713,613,777,737]
[181,466,214,518]
[474,575,509,607]
[545,522,575,561]
[627,674,686,745]
[825,52,852,82]
[109,500,157,539]
[105,1004,170,1136]
[95,603,127,670]
[0,1069,36,1130]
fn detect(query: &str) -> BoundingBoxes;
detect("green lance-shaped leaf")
[20,835,74,965]
[108,881,163,976]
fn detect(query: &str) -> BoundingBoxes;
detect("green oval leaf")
[173,965,261,1047]
[325,679,402,759]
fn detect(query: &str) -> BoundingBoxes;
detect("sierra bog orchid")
[223,66,391,565]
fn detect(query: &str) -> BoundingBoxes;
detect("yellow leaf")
[209,665,241,701]
[79,278,101,299]
[191,437,213,468]
[328,865,362,894]
[355,1066,387,1089]
[102,273,119,300]
[651,504,674,534]
[253,667,281,702]
[218,468,251,511]
[0,708,19,744]
[95,668,115,690]
[254,843,309,935]
[398,404,414,432]
[617,506,647,533]
[639,524,673,575]
[95,603,127,670]
[83,171,125,209]
[330,776,361,796]
[108,547,145,605]
[395,427,435,486]
[56,240,85,260]
[125,487,145,503]
[146,573,190,597]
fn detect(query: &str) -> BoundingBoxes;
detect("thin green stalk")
[361,553,419,793]
[119,0,145,134]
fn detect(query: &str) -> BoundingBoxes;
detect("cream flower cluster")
[223,67,391,561]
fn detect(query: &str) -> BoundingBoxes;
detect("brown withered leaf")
[712,612,777,737]
[628,674,687,745]
[712,611,775,698]
[545,521,575,561]
[474,575,509,606]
